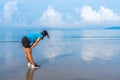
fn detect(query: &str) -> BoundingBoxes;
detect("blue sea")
[0,29,120,80]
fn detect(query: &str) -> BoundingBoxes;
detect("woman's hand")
[31,37,41,49]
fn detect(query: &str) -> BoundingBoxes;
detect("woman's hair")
[41,30,49,40]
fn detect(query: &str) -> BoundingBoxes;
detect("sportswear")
[22,36,30,48]
[26,33,43,44]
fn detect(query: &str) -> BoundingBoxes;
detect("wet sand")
[0,39,120,80]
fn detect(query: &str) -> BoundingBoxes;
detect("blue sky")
[0,0,120,29]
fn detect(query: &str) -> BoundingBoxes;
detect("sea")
[0,28,120,80]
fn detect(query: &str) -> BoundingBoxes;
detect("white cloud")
[64,13,74,27]
[79,6,120,24]
[3,0,18,24]
[65,13,72,21]
[34,5,65,27]
[1,1,119,28]
[37,5,120,28]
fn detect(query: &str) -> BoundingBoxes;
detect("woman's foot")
[28,62,32,68]
[28,63,40,68]
[31,64,40,68]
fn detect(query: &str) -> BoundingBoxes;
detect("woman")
[22,30,49,68]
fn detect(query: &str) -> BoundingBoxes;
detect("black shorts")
[21,36,30,48]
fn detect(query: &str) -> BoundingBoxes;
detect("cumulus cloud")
[66,13,72,21]
[64,13,74,27]
[3,0,19,24]
[1,2,120,28]
[79,6,120,24]
[0,0,27,27]
[34,5,65,27]
[37,5,120,27]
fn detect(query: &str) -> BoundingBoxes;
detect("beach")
[0,30,120,80]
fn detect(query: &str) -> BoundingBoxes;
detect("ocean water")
[0,29,120,80]
[0,29,120,41]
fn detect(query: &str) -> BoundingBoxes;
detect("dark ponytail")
[41,30,49,40]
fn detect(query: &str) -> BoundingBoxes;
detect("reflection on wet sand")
[26,68,40,80]
[0,30,120,80]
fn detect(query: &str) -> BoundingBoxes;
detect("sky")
[0,0,120,29]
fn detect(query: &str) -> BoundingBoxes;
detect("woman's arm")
[31,37,41,49]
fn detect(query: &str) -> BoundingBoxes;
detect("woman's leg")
[24,48,35,66]
[24,48,30,63]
